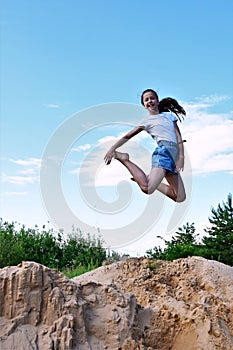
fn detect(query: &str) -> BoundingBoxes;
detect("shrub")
[0,219,106,271]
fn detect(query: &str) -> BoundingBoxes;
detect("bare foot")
[114,151,129,161]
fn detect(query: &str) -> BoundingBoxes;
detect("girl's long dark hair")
[141,89,186,122]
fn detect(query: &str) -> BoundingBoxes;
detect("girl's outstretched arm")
[104,126,144,165]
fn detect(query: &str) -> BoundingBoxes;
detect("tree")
[202,193,233,266]
[166,222,197,246]
[146,222,198,260]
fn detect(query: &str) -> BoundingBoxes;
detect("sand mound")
[0,257,233,349]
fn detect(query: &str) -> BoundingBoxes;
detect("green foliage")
[104,250,130,265]
[146,222,199,261]
[0,219,106,271]
[147,261,162,272]
[0,220,63,269]
[202,193,233,265]
[61,227,106,269]
[1,193,232,273]
[146,193,233,266]
[0,221,20,267]
[168,222,197,245]
[62,263,98,279]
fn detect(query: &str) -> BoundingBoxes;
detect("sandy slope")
[0,256,233,349]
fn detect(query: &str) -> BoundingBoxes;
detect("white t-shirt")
[139,112,178,143]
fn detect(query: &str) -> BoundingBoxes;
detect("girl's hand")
[104,149,115,165]
[175,157,184,173]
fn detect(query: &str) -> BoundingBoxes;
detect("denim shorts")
[152,140,178,174]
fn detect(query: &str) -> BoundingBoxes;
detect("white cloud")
[69,161,131,186]
[182,95,230,111]
[10,158,41,168]
[1,158,41,186]
[98,129,151,148]
[182,99,233,175]
[98,135,118,144]
[95,161,131,187]
[47,104,60,108]
[19,168,36,175]
[72,144,92,152]
[70,168,80,175]
[3,191,27,196]
[1,172,37,185]
[193,94,230,105]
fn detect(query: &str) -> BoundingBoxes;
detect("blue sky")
[1,0,233,255]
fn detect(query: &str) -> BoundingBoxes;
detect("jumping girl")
[104,89,186,202]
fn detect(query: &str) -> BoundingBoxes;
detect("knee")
[143,183,159,195]
[175,192,186,203]
[141,184,153,195]
[142,186,149,195]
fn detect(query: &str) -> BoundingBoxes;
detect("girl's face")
[142,91,159,114]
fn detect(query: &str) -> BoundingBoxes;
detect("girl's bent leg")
[147,168,167,194]
[157,173,186,202]
[114,152,175,197]
[114,151,148,193]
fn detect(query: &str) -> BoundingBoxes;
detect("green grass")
[147,261,162,272]
[62,264,97,278]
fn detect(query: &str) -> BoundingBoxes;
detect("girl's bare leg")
[114,151,186,202]
[114,151,148,193]
[114,151,166,194]
[157,173,186,202]
[147,167,167,194]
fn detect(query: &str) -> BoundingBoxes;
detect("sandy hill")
[0,256,232,349]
